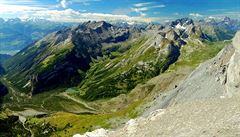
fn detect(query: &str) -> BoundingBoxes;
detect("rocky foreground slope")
[75,31,240,137]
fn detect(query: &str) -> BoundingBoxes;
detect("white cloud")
[0,0,40,5]
[154,5,166,8]
[0,6,158,23]
[139,12,147,17]
[0,1,172,23]
[27,9,159,23]
[112,8,131,15]
[132,7,148,12]
[132,5,166,12]
[72,0,101,3]
[60,0,69,8]
[0,3,46,13]
[132,5,165,17]
[189,13,203,17]
[133,2,153,7]
[58,0,101,8]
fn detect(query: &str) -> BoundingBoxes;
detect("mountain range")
[0,17,239,136]
[3,18,206,98]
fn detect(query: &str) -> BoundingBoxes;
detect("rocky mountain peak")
[223,16,231,23]
[167,18,208,40]
[170,18,194,28]
[83,21,112,30]
[146,23,164,31]
[99,21,112,28]
[6,18,21,24]
[165,29,179,41]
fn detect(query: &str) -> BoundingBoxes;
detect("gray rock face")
[170,18,194,27]
[226,31,240,96]
[165,29,179,41]
[232,31,240,51]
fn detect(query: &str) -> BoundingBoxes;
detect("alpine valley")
[0,16,240,137]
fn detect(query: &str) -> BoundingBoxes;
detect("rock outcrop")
[226,31,240,96]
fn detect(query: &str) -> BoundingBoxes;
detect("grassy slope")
[169,40,230,71]
[26,100,142,136]
[2,87,95,114]
[71,37,170,101]
[3,40,75,93]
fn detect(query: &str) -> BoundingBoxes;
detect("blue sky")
[0,0,239,23]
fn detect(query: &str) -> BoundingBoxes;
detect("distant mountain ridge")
[198,17,240,41]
